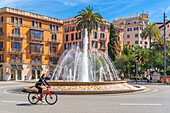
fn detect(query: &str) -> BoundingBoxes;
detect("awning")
[32,65,38,70]
[0,65,3,69]
[17,65,23,70]
[11,65,17,70]
[50,66,55,70]
[37,66,43,70]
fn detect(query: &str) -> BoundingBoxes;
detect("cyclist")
[35,73,50,101]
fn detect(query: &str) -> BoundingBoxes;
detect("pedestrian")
[46,74,51,80]
[141,74,143,82]
[121,73,124,80]
[147,75,150,83]
[150,73,152,83]
[135,74,138,84]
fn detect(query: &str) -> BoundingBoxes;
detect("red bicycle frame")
[33,88,52,100]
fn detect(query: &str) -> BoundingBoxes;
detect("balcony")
[48,38,61,44]
[9,48,24,53]
[0,48,4,51]
[49,61,57,65]
[30,51,43,55]
[0,33,4,36]
[30,37,43,42]
[10,59,24,63]
[0,60,4,63]
[99,38,107,42]
[8,33,25,39]
[99,47,106,51]
[48,52,60,56]
[31,60,43,64]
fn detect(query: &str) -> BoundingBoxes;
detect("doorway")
[11,70,15,80]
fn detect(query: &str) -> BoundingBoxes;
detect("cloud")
[166,6,170,13]
[55,0,91,6]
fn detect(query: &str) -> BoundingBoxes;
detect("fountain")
[23,28,147,94]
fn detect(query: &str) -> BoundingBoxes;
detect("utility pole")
[163,13,166,84]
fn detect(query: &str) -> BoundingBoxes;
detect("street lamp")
[163,13,167,84]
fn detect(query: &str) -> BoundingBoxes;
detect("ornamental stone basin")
[23,80,147,95]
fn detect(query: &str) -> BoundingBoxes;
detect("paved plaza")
[0,81,170,113]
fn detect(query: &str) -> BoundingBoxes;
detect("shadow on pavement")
[16,103,48,106]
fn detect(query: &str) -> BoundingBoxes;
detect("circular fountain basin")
[23,80,147,95]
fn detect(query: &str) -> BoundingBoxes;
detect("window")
[92,41,97,48]
[76,33,78,40]
[127,35,130,38]
[1,16,3,23]
[71,27,74,31]
[53,25,55,31]
[79,32,81,39]
[30,29,43,40]
[140,41,142,44]
[50,25,52,31]
[32,21,34,27]
[15,17,18,24]
[101,26,103,31]
[36,21,38,28]
[145,41,148,45]
[56,26,58,32]
[66,34,68,41]
[11,17,14,24]
[134,27,136,31]
[140,27,143,30]
[100,33,105,38]
[19,18,22,25]
[134,22,136,24]
[136,27,138,30]
[135,34,138,38]
[100,42,105,47]
[93,31,97,39]
[39,22,41,28]
[128,23,130,25]
[30,44,43,54]
[52,34,56,41]
[14,28,20,35]
[0,42,3,51]
[116,30,119,33]
[71,33,74,40]
[66,28,69,32]
[167,25,169,28]
[169,34,170,37]
[127,28,129,31]
[135,41,138,44]
[130,28,132,31]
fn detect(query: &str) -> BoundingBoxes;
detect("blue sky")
[0,0,169,23]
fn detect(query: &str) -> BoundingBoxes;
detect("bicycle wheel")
[28,92,39,104]
[45,92,58,105]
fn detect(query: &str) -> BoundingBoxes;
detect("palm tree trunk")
[143,39,144,48]
[149,36,151,49]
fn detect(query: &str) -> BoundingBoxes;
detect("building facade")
[63,18,124,55]
[113,13,150,48]
[158,20,170,41]
[0,7,63,81]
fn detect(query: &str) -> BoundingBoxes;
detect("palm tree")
[140,23,160,49]
[75,6,103,36]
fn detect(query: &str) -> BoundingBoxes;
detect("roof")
[159,20,170,29]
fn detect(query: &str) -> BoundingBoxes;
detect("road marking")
[120,103,162,106]
[2,100,28,104]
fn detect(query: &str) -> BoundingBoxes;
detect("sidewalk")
[125,79,165,85]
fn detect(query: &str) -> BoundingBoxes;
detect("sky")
[0,0,169,23]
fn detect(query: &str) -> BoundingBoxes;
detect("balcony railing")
[30,37,43,41]
[10,59,24,63]
[99,38,107,41]
[0,33,4,36]
[9,33,25,38]
[48,38,61,43]
[49,52,60,56]
[100,47,106,51]
[49,61,57,65]
[30,51,44,55]
[31,60,43,64]
[10,48,22,52]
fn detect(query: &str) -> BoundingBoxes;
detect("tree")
[140,23,160,49]
[75,6,103,36]
[108,23,121,61]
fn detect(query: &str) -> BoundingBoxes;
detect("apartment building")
[0,7,63,81]
[63,17,124,55]
[113,13,150,48]
[158,20,170,41]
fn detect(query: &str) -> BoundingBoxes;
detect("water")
[51,28,118,82]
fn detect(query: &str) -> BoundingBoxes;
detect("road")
[0,81,170,113]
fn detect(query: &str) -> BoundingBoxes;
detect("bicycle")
[28,87,58,105]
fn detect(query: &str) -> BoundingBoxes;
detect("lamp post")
[163,13,167,84]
